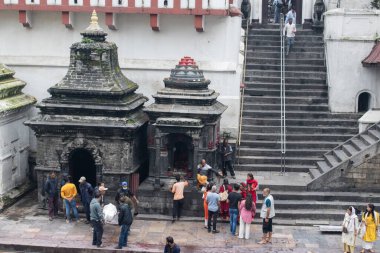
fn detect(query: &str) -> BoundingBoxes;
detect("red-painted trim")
[62,11,73,28]
[18,10,31,27]
[173,0,179,9]
[0,3,230,15]
[150,13,159,31]
[194,14,203,32]
[105,12,117,30]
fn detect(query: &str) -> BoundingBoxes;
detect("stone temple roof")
[25,11,148,132]
[144,57,227,122]
[0,64,36,117]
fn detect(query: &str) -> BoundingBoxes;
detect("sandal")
[258,240,267,245]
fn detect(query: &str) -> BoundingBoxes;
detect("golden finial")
[84,9,103,32]
[90,10,98,25]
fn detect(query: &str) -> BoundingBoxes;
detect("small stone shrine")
[25,11,148,202]
[0,64,36,208]
[139,57,227,215]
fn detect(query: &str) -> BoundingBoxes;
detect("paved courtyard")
[0,192,379,253]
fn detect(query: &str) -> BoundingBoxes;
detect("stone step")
[243,95,328,104]
[249,28,317,36]
[234,163,314,173]
[247,46,324,53]
[258,190,380,202]
[242,110,359,120]
[237,155,324,165]
[241,124,357,134]
[246,63,326,72]
[255,199,380,210]
[267,209,344,220]
[242,117,358,127]
[246,70,327,79]
[247,57,325,65]
[244,88,327,97]
[249,40,324,47]
[243,82,327,90]
[245,75,326,84]
[248,34,323,42]
[240,132,354,142]
[238,148,328,157]
[238,140,342,149]
[243,103,328,111]
[251,51,324,59]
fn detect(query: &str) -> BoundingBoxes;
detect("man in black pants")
[171,175,188,223]
[90,192,104,248]
[221,139,236,179]
[206,185,221,233]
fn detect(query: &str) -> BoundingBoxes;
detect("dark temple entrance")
[69,148,97,188]
[168,134,194,178]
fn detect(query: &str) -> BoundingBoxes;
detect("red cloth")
[219,184,232,219]
[246,179,258,204]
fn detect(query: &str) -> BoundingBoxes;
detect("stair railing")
[280,13,287,174]
[237,18,250,165]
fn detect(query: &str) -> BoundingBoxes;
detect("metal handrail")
[280,13,286,174]
[237,18,250,165]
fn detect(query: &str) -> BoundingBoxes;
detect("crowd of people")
[44,172,136,249]
[44,160,380,253]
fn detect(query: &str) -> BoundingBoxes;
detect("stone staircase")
[308,121,380,190]
[237,23,361,175]
[233,23,375,224]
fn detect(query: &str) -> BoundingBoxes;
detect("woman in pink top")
[238,193,256,239]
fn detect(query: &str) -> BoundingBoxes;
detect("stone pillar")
[192,137,200,188]
[303,0,313,28]
[154,131,161,189]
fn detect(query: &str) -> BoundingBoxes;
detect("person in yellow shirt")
[361,203,379,253]
[61,176,79,223]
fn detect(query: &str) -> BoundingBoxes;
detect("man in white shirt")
[285,6,296,24]
[283,18,296,55]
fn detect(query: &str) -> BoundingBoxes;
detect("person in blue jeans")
[115,196,133,249]
[227,184,242,236]
[60,176,79,223]
[273,0,283,23]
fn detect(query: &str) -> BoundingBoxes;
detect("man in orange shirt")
[171,175,188,223]
[60,176,79,223]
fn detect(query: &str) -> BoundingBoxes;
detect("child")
[202,183,213,228]
[240,182,247,199]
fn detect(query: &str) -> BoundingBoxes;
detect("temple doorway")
[168,134,194,178]
[69,148,97,188]
[358,92,372,113]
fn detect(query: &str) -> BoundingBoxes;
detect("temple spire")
[81,10,107,42]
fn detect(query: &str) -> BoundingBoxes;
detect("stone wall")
[340,151,380,191]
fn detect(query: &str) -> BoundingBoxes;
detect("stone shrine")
[139,57,227,215]
[25,11,148,201]
[0,64,36,208]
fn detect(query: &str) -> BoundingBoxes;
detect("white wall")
[325,9,380,112]
[0,11,243,147]
[326,0,372,10]
[0,112,31,195]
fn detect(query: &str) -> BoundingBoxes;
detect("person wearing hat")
[79,176,94,224]
[94,182,108,207]
[115,181,139,215]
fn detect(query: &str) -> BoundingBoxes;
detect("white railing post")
[280,13,286,174]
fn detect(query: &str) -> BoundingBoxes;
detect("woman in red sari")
[246,173,258,204]
[219,178,232,221]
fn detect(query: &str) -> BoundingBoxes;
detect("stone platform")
[2,190,380,253]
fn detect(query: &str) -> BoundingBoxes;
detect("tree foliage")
[371,0,380,9]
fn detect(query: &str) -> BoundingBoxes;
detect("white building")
[0,1,244,149]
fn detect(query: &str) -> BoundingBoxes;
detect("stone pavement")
[0,191,379,253]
